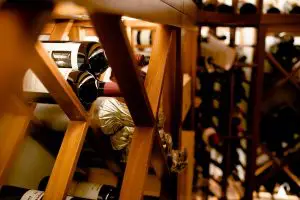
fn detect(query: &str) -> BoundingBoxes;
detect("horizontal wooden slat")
[91,13,154,126]
[74,20,158,29]
[120,127,155,200]
[53,2,88,20]
[55,0,192,27]
[197,12,260,27]
[30,43,87,121]
[44,121,89,200]
[261,14,300,25]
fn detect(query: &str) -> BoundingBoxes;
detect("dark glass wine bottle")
[290,5,300,14]
[203,2,217,12]
[267,6,281,14]
[269,33,299,72]
[42,41,109,77]
[0,185,85,200]
[240,3,257,14]
[202,127,221,151]
[66,70,120,109]
[217,4,234,14]
[261,104,300,156]
[39,176,119,200]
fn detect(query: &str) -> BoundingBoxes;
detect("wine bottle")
[261,105,300,156]
[290,5,300,14]
[67,71,121,109]
[202,127,221,150]
[240,3,257,14]
[42,41,109,76]
[23,41,112,95]
[269,33,299,72]
[203,2,217,12]
[136,30,153,47]
[0,185,85,200]
[39,176,119,200]
[135,54,149,67]
[267,6,281,14]
[217,4,234,14]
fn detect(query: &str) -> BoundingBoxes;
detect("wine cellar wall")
[193,0,300,199]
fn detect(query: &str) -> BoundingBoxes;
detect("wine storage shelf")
[195,0,300,200]
[197,12,300,28]
[0,1,197,200]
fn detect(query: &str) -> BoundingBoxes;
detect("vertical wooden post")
[173,27,183,149]
[69,26,84,41]
[244,25,266,200]
[256,0,264,14]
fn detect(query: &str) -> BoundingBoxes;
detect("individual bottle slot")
[239,3,257,14]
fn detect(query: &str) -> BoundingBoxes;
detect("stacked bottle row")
[194,0,300,14]
[16,40,190,199]
[193,50,250,197]
[0,172,161,200]
[255,33,300,196]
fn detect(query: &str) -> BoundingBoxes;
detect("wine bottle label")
[23,42,81,93]
[42,42,81,70]
[21,190,44,200]
[72,182,102,199]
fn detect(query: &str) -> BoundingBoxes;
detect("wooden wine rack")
[196,0,300,199]
[0,0,198,200]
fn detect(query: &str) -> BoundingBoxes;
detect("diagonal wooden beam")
[266,52,300,91]
[120,26,174,200]
[90,13,154,126]
[43,121,89,200]
[49,20,74,40]
[144,25,172,117]
[0,3,52,184]
[120,127,155,200]
[29,42,87,121]
[0,97,35,184]
[0,114,31,184]
[145,26,172,182]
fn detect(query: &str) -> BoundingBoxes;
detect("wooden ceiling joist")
[53,0,197,28]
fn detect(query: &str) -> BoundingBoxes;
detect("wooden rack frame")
[196,0,300,199]
[0,0,197,200]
